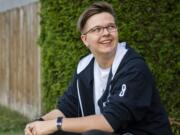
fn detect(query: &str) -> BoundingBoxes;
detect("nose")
[102,27,110,35]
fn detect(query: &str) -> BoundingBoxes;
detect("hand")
[24,122,34,135]
[24,121,45,135]
[24,120,57,135]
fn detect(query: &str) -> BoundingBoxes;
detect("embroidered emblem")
[119,84,127,97]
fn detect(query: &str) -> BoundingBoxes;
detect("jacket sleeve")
[102,62,153,131]
[57,72,80,117]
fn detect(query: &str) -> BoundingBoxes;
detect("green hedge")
[39,0,180,134]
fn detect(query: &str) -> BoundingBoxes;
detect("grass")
[1,131,24,135]
[0,105,29,135]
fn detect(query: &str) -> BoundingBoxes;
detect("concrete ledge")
[0,0,38,12]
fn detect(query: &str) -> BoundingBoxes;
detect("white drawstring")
[77,80,84,116]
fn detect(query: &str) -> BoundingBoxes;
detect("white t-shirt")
[94,60,110,114]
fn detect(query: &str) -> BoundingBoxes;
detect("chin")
[99,47,116,55]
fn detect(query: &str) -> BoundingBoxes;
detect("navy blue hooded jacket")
[57,42,173,135]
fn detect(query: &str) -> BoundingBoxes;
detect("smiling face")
[81,12,118,58]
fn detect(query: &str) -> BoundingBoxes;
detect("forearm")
[61,115,113,133]
[41,109,65,120]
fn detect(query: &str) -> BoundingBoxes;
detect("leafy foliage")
[39,0,180,134]
[0,105,28,133]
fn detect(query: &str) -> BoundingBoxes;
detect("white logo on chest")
[119,84,127,97]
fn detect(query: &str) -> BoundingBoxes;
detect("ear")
[81,34,89,48]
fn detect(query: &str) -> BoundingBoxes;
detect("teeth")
[101,40,111,44]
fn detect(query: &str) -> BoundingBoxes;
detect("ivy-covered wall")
[39,0,179,134]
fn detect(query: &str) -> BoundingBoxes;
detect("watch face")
[56,117,63,130]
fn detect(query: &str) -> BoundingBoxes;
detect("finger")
[25,129,31,135]
[32,127,37,135]
[25,125,33,135]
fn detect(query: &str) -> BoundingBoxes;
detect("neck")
[95,51,116,69]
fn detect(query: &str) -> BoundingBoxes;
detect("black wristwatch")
[56,117,63,130]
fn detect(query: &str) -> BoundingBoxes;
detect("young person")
[24,1,173,135]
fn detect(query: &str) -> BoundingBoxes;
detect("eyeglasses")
[83,24,117,35]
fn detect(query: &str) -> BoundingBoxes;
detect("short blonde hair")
[77,1,116,33]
